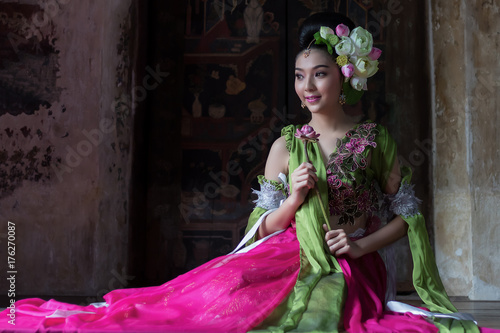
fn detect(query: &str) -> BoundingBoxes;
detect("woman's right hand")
[289,162,318,207]
[259,138,317,238]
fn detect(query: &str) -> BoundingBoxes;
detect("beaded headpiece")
[304,24,381,105]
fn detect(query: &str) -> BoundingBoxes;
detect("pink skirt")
[1,227,300,332]
[1,225,496,332]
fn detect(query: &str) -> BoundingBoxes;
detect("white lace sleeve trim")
[229,173,288,255]
[252,173,289,210]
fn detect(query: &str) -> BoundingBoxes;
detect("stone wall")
[0,0,138,297]
[430,0,500,300]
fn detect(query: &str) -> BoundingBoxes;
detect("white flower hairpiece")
[304,24,382,105]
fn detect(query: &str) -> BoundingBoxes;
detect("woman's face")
[294,48,342,114]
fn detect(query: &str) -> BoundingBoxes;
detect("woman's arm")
[257,136,318,239]
[324,215,408,259]
[324,158,409,258]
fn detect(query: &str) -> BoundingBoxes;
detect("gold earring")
[301,102,306,109]
[339,90,346,105]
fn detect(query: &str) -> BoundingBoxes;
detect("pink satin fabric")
[338,252,440,332]
[338,249,500,332]
[1,227,300,332]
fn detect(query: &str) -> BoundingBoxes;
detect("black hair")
[298,12,356,51]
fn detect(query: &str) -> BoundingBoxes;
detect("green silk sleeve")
[399,167,457,312]
[371,124,398,191]
[243,175,287,247]
[401,167,479,332]
[372,125,477,331]
[244,206,268,247]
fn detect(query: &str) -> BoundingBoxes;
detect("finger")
[292,173,310,186]
[334,229,347,240]
[294,174,314,188]
[299,179,314,191]
[299,162,311,170]
[296,162,316,175]
[294,165,317,179]
[328,242,343,255]
[332,240,351,256]
[307,169,318,182]
[335,244,350,257]
[304,163,317,174]
[327,236,346,249]
[324,228,341,241]
[295,174,315,189]
[292,168,312,180]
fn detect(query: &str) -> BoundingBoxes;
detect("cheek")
[329,66,342,85]
[328,75,343,94]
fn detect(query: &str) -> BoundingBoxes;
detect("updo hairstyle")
[298,12,356,54]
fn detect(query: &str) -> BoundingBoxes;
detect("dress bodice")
[325,122,380,225]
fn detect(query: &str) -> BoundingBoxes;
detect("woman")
[239,12,483,332]
[1,12,497,333]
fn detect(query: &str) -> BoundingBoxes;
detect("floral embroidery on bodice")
[326,122,379,225]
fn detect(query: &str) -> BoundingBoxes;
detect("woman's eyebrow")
[295,64,330,71]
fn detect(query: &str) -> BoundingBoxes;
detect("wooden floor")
[2,295,500,329]
[453,300,500,329]
[398,294,500,329]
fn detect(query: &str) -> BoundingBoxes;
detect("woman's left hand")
[323,224,364,259]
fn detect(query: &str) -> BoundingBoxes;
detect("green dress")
[245,122,478,333]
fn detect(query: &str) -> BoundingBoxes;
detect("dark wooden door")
[138,0,430,293]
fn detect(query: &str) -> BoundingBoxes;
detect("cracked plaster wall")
[0,0,135,296]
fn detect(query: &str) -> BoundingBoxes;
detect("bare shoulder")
[270,135,288,153]
[264,136,289,181]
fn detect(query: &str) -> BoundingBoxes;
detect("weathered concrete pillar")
[430,0,500,300]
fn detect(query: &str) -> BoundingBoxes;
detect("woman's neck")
[308,108,355,135]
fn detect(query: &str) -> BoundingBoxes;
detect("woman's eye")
[315,72,326,77]
[295,73,303,80]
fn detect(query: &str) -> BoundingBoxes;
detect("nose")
[305,76,316,92]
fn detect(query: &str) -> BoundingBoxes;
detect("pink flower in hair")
[341,63,355,78]
[368,47,382,61]
[335,24,350,37]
